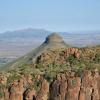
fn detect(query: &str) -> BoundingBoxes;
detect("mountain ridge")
[0,33,70,70]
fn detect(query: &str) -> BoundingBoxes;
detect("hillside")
[0,33,100,100]
[0,33,69,70]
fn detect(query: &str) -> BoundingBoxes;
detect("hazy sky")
[0,0,100,32]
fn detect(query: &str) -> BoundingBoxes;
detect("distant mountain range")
[0,28,100,46]
[0,28,100,64]
[0,28,50,38]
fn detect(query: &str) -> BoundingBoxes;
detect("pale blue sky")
[0,0,100,32]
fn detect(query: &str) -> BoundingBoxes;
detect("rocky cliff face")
[50,70,100,100]
[0,69,100,100]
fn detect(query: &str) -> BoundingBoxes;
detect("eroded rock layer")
[0,69,100,100]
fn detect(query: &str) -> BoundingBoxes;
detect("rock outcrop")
[50,69,100,100]
[0,69,100,100]
[36,75,49,100]
[36,48,81,67]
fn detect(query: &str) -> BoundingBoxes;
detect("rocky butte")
[45,33,64,43]
[43,32,68,49]
[0,33,100,100]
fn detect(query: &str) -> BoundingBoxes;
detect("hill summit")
[43,33,67,49]
[44,33,63,43]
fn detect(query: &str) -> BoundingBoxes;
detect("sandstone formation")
[0,69,100,100]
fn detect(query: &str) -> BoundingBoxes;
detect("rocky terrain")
[0,33,100,100]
